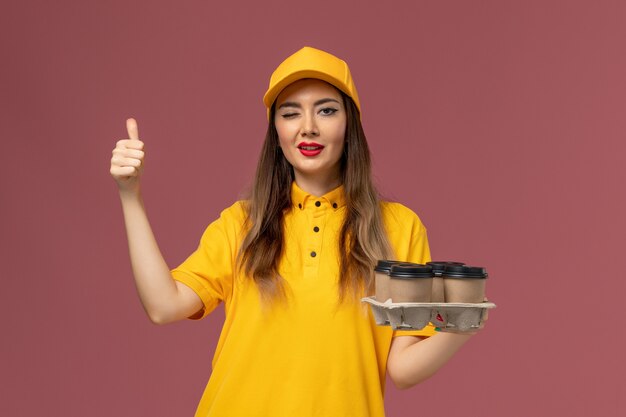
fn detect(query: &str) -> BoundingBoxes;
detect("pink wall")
[2,1,625,416]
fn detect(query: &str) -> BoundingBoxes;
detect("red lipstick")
[297,142,324,157]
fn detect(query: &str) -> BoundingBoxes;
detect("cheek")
[277,133,292,151]
[275,128,296,164]
[329,123,347,146]
[275,124,296,148]
[275,128,287,149]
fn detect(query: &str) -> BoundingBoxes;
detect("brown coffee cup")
[426,261,465,303]
[374,260,401,303]
[389,263,434,303]
[442,265,488,303]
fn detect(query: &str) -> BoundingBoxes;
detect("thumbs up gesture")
[110,118,146,194]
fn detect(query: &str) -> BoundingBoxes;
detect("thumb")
[126,117,139,141]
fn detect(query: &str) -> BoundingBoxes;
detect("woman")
[110,46,478,417]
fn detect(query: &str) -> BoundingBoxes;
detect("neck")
[293,171,341,197]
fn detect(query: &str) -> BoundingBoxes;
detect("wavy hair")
[238,89,391,306]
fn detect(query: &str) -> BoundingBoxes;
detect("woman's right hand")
[110,118,145,195]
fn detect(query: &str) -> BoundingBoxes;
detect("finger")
[110,165,137,177]
[115,157,142,168]
[126,118,139,141]
[117,139,144,150]
[119,148,144,159]
[112,147,141,157]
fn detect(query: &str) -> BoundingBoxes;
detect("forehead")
[275,78,343,105]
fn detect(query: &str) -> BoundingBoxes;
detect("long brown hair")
[239,89,391,306]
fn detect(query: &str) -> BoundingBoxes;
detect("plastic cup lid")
[426,261,466,275]
[389,263,434,279]
[443,264,488,279]
[374,260,402,273]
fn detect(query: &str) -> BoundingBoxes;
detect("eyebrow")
[277,98,341,110]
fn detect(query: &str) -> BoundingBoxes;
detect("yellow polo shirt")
[171,182,435,417]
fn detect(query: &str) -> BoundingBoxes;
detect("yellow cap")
[263,46,361,120]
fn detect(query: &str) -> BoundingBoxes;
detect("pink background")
[2,1,625,415]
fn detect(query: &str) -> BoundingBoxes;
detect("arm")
[118,192,203,324]
[387,332,475,389]
[111,118,203,325]
[383,204,483,388]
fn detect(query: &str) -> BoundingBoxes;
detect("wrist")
[119,188,143,203]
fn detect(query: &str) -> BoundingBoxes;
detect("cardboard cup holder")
[361,296,496,332]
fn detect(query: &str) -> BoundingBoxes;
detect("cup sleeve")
[170,204,243,320]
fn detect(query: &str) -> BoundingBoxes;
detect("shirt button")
[332,203,338,208]
[310,251,317,258]
[313,226,319,233]
[315,201,321,207]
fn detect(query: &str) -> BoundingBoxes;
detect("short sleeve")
[392,325,438,338]
[170,202,246,320]
[382,202,431,265]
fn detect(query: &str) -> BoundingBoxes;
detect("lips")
[297,142,324,157]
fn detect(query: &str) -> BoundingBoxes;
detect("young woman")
[110,46,479,417]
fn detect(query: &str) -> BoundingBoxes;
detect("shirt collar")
[290,181,346,211]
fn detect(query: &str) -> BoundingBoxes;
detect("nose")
[300,112,319,137]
